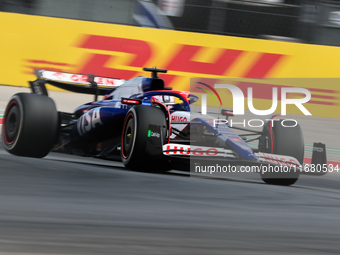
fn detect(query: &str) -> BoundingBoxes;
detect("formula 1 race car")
[1,68,327,186]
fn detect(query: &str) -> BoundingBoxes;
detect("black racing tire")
[2,93,59,158]
[121,105,169,172]
[260,119,304,186]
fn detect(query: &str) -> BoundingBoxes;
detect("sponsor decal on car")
[40,70,125,87]
[229,137,243,143]
[148,130,160,138]
[77,108,103,136]
[163,143,235,157]
[255,152,300,166]
[313,146,324,153]
[171,115,188,122]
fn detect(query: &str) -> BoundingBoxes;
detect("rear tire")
[2,93,59,158]
[121,105,169,172]
[259,119,304,186]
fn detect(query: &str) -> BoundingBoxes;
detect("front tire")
[121,105,169,172]
[2,93,59,158]
[259,119,304,186]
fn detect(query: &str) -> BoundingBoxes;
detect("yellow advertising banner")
[0,12,339,117]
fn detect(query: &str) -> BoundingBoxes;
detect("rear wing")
[29,69,125,101]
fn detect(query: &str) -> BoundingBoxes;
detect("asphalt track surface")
[1,86,340,254]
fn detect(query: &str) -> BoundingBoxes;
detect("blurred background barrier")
[3,0,340,46]
[1,0,340,117]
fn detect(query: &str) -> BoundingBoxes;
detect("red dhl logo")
[165,145,218,156]
[23,35,339,106]
[24,35,285,90]
[76,35,285,89]
[23,60,75,74]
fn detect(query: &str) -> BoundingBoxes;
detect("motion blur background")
[1,2,340,254]
[2,0,340,118]
[2,0,340,46]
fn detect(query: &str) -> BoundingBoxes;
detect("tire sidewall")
[121,105,168,171]
[2,93,59,158]
[2,95,24,151]
[260,119,303,185]
[121,108,138,166]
